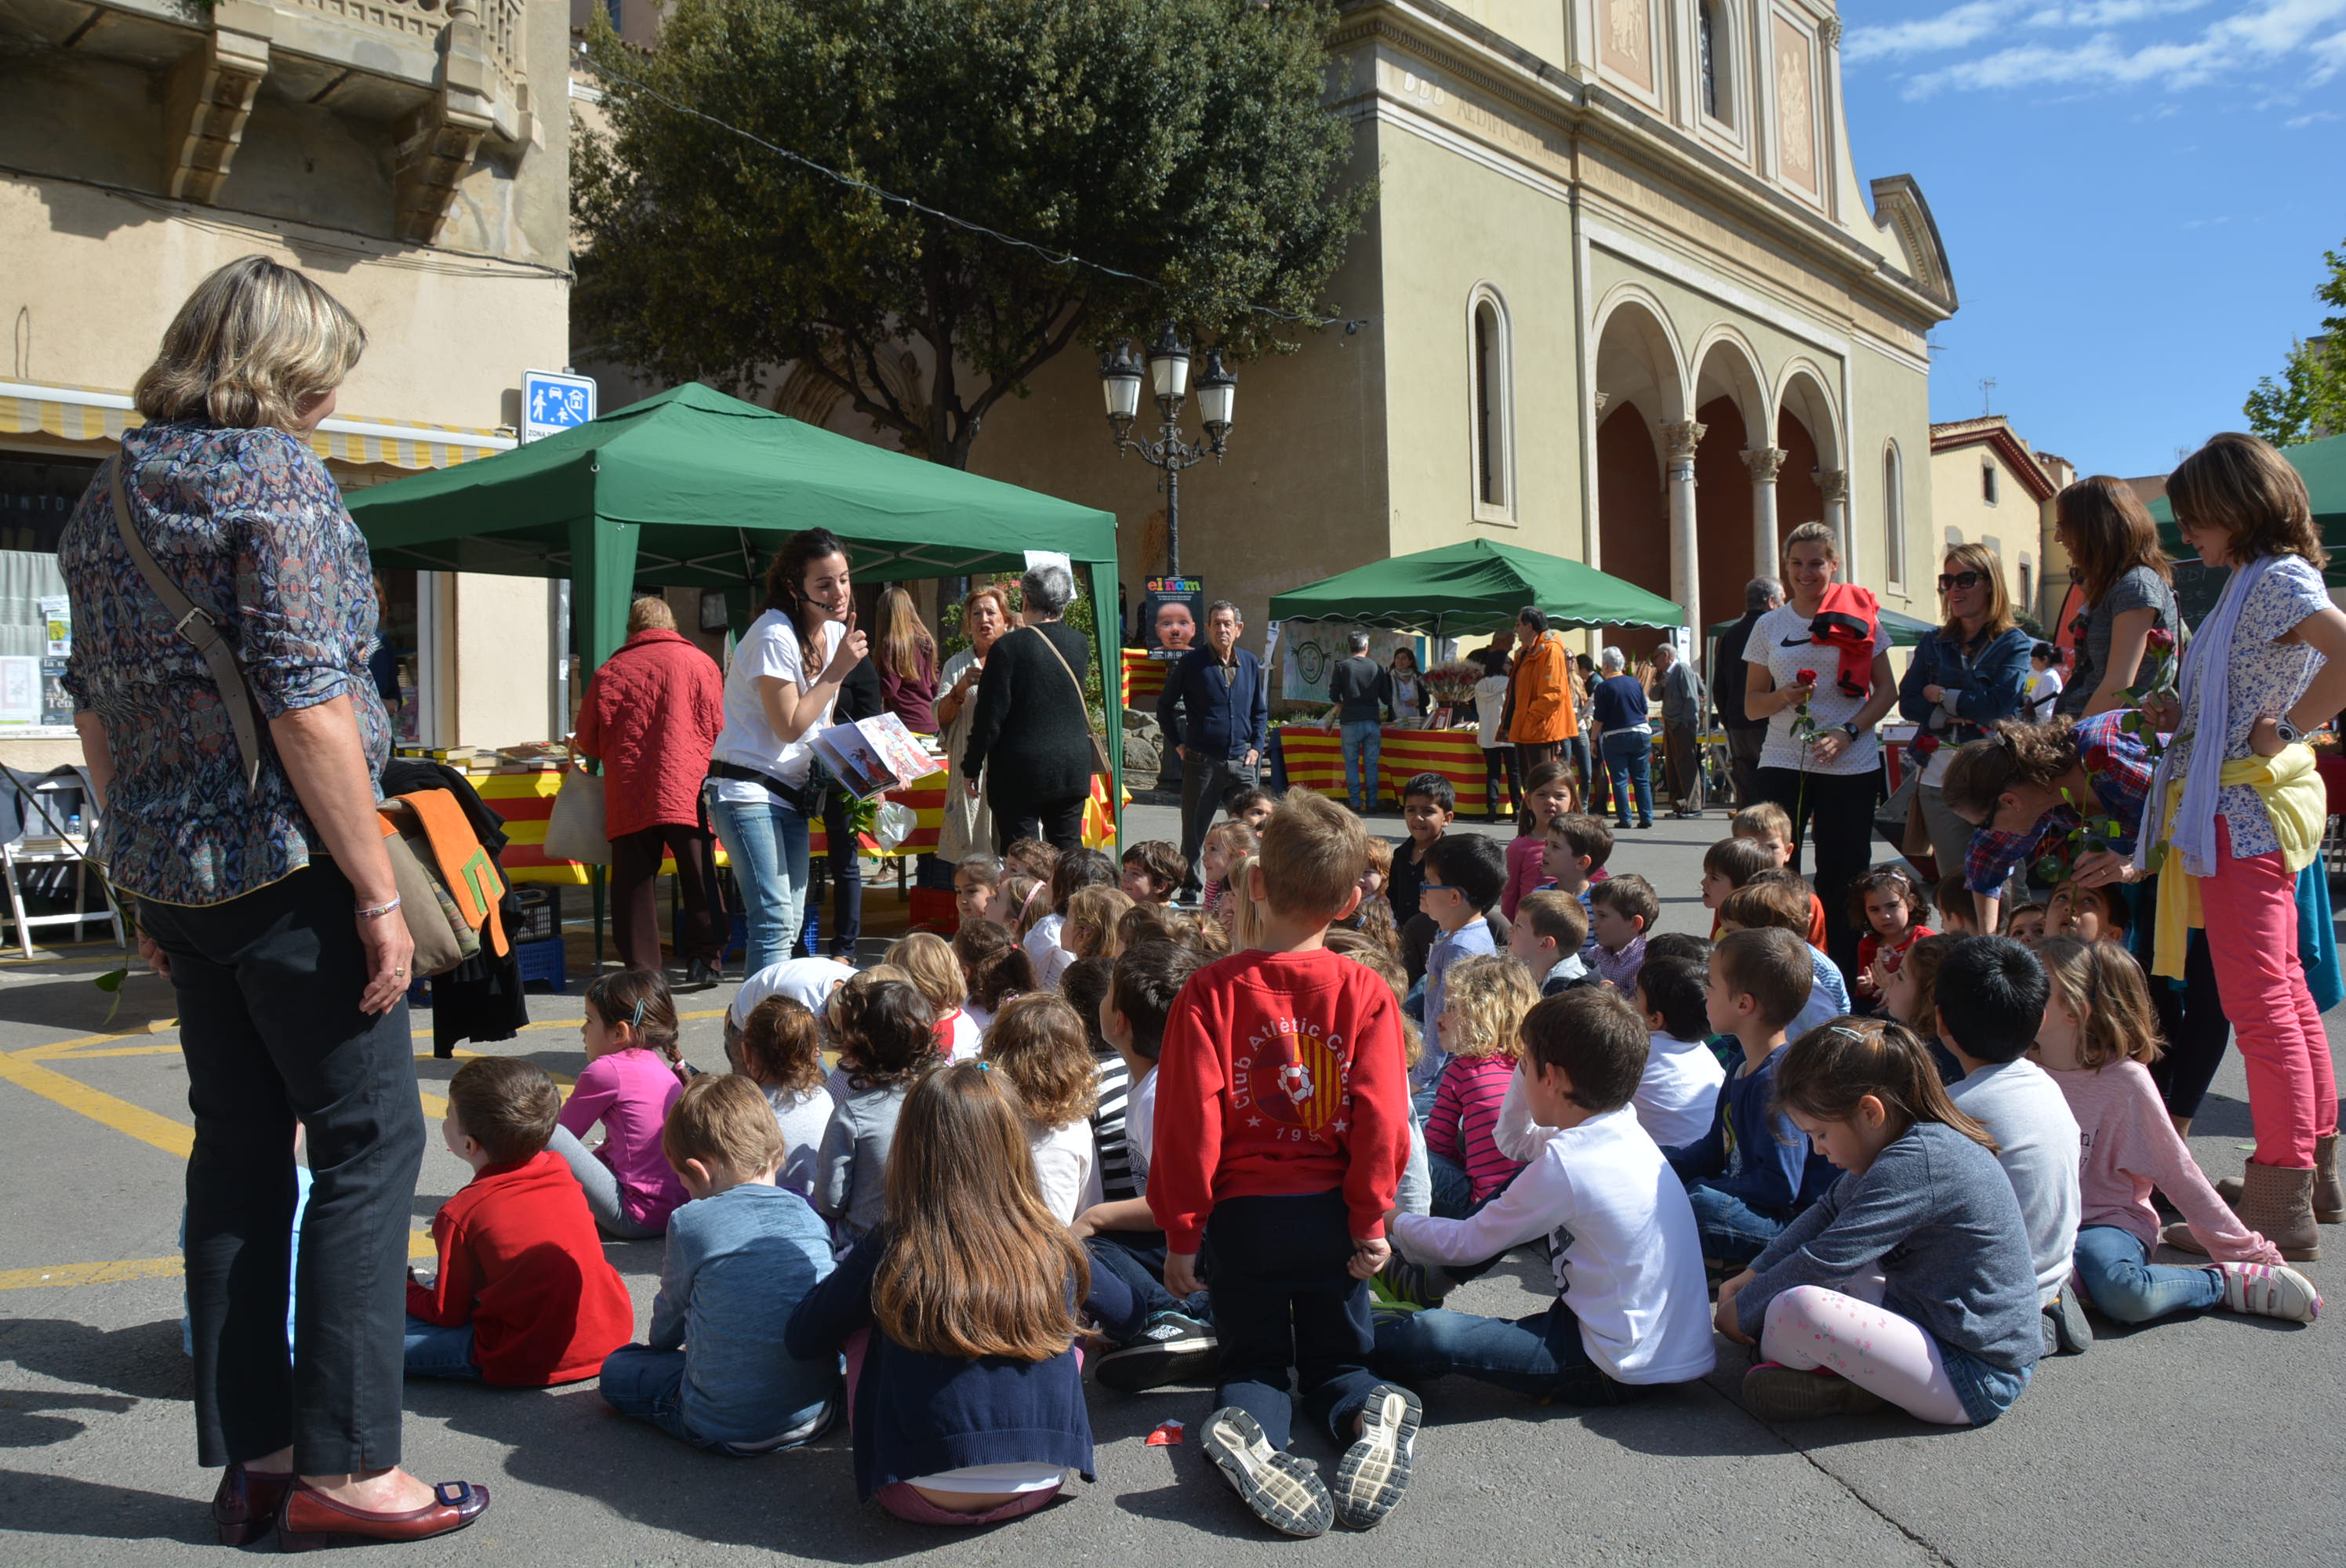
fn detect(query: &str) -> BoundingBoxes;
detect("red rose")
[1912,733,1941,758]
[2145,628,2176,652]
[1796,669,1818,685]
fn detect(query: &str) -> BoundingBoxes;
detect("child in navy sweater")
[1666,928,1839,1269]
[786,1062,1141,1525]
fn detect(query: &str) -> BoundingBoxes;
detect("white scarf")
[2134,554,2277,880]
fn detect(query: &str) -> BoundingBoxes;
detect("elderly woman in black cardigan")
[961,562,1095,852]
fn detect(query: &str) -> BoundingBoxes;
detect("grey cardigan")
[1736,1120,2042,1374]
[814,1081,911,1243]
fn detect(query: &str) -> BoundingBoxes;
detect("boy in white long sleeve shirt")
[1372,988,1716,1404]
[1937,936,2087,1356]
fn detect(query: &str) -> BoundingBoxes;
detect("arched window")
[1470,291,1513,517]
[1698,0,1723,122]
[1882,442,1905,590]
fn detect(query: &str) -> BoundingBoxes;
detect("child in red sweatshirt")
[1153,791,1418,1541]
[406,1057,634,1385]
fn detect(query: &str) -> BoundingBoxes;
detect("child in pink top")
[2032,940,2319,1324]
[1424,953,1538,1217]
[548,970,691,1240]
[1499,760,1575,921]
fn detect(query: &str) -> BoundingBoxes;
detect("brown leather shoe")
[213,1463,293,1546]
[277,1478,490,1553]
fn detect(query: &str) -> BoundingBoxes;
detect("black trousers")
[1207,1190,1383,1451]
[800,789,862,960]
[993,790,1086,854]
[141,865,426,1472]
[1178,752,1259,895]
[1481,746,1516,820]
[2148,927,2231,1120]
[1755,764,1881,981]
[608,822,726,971]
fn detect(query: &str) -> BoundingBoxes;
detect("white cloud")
[1846,2,2017,62]
[1897,0,2346,96]
[2286,107,2341,122]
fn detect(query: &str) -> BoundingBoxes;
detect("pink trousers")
[2197,818,2340,1167]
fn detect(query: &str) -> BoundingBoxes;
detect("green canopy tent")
[2150,431,2346,586]
[344,381,1127,831]
[1266,538,1686,636]
[1705,605,1940,648]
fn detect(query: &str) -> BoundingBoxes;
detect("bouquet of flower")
[1425,660,1485,710]
[2115,626,2181,762]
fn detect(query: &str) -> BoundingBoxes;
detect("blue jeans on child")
[402,1316,481,1381]
[1208,1190,1386,1451]
[1374,1299,1641,1406]
[1085,1232,1214,1326]
[2072,1224,2223,1323]
[1429,1153,1476,1220]
[1341,720,1383,812]
[1684,1183,1792,1268]
[599,1345,835,1454]
[707,792,812,978]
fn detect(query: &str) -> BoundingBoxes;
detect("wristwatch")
[2276,717,2303,745]
[1839,722,1863,741]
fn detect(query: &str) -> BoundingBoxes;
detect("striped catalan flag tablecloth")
[478,771,1118,885]
[1121,648,1170,711]
[1275,726,1491,817]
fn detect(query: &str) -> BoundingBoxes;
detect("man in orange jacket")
[1505,607,1578,771]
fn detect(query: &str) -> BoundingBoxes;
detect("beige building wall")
[1927,419,2065,626]
[1,0,576,764]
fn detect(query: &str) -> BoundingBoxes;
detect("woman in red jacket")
[576,597,728,984]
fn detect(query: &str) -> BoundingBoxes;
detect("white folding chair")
[0,768,126,960]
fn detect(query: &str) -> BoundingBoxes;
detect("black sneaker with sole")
[1200,1407,1334,1538]
[1091,1312,1218,1393]
[1740,1363,1890,1420]
[2046,1290,2093,1356]
[1332,1383,1421,1530]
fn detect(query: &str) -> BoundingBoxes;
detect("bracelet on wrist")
[355,895,402,920]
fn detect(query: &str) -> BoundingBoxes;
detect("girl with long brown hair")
[2053,474,2175,718]
[873,583,940,734]
[707,527,870,975]
[784,1062,1143,1525]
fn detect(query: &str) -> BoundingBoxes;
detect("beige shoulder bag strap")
[109,463,263,799]
[1030,626,1110,779]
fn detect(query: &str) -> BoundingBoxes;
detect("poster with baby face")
[1145,577,1203,659]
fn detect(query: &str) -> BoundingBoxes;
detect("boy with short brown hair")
[1717,875,1850,1040]
[1154,790,1419,1539]
[1121,840,1189,906]
[1665,929,1838,1269]
[1509,890,1592,994]
[1727,805,1829,946]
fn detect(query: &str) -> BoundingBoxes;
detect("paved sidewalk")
[1,803,2340,1564]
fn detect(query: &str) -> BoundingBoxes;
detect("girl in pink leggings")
[784,1062,1142,1525]
[2139,433,2346,1259]
[1716,1021,2039,1425]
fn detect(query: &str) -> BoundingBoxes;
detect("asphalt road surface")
[2,804,2341,1565]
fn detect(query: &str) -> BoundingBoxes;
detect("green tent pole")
[1090,557,1121,852]
[570,515,640,976]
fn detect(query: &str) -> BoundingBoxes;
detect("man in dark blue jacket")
[1159,601,1269,899]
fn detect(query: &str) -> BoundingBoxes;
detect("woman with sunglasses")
[1898,543,2034,923]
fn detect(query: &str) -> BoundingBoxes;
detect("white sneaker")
[2219,1261,2322,1323]
[1200,1407,1333,1537]
[1331,1383,1421,1531]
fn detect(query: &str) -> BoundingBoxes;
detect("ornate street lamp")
[1098,323,1235,579]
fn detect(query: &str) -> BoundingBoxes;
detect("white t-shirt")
[1633,1033,1726,1149]
[1947,1057,2083,1307]
[1473,674,1514,749]
[941,1008,983,1063]
[1125,1065,1158,1195]
[1027,1117,1100,1225]
[1749,603,1881,777]
[1395,1096,1715,1386]
[728,956,856,1029]
[2023,666,2065,722]
[710,610,844,802]
[903,1463,1070,1497]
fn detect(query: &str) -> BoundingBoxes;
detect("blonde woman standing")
[61,257,485,1547]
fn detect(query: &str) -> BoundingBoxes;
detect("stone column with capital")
[1665,419,1707,644]
[1742,446,1786,577]
[1815,467,1850,559]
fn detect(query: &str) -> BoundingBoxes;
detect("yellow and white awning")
[0,379,517,470]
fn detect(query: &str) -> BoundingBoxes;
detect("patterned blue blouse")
[60,422,391,906]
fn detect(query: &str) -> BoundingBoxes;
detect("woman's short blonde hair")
[1782,520,1840,565]
[134,256,366,431]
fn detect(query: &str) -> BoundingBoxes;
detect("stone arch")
[1774,359,1843,560]
[1691,331,1771,655]
[1592,289,1690,654]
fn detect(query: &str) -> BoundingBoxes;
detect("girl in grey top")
[2054,477,2178,718]
[728,993,836,1200]
[812,978,937,1247]
[1718,1021,2039,1427]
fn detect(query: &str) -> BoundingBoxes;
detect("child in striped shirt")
[1425,954,1540,1218]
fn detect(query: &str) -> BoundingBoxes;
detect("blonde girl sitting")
[983,994,1103,1224]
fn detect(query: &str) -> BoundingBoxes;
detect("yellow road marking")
[0,1256,185,1290]
[0,1044,193,1158]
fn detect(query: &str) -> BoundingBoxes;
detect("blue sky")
[1839,0,2346,477]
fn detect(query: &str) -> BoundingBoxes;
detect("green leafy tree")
[2245,240,2346,447]
[574,0,1371,469]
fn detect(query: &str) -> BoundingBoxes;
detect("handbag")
[1031,626,1111,780]
[1873,762,1935,866]
[543,763,612,865]
[107,462,483,976]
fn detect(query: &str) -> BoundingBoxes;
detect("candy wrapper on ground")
[1146,1419,1184,1446]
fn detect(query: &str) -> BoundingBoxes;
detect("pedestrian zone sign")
[523,370,596,443]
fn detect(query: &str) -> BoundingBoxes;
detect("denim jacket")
[1898,624,2033,769]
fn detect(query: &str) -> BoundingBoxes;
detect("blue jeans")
[1684,1181,1792,1268]
[1600,728,1653,827]
[2072,1224,2222,1324]
[1571,733,1603,815]
[402,1316,481,1381]
[1374,1300,1641,1406]
[1085,1232,1214,1329]
[598,1344,835,1455]
[1429,1152,1476,1220]
[708,793,811,978]
[1341,720,1383,811]
[1209,1191,1385,1450]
